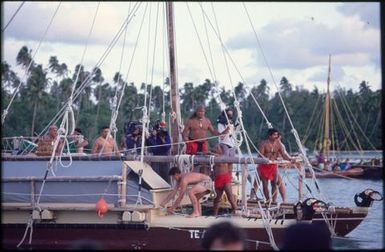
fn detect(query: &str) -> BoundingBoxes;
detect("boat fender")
[96,197,109,217]
[354,189,383,207]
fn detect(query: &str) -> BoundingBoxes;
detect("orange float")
[95,197,108,217]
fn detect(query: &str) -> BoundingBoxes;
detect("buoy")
[96,197,108,217]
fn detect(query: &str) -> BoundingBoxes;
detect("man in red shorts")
[258,128,295,203]
[182,105,229,155]
[212,145,237,216]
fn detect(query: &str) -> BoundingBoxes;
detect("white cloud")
[337,2,380,29]
[2,1,381,94]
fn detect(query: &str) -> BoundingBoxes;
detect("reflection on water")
[245,167,384,250]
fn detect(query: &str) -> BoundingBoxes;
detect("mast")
[166,2,182,155]
[323,54,332,160]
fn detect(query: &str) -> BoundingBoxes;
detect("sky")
[2,1,382,96]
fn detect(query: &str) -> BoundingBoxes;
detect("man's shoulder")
[94,137,103,143]
[259,139,268,146]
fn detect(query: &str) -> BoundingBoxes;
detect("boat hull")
[2,222,285,250]
[2,208,367,250]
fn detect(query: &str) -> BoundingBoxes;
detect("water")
[246,168,384,250]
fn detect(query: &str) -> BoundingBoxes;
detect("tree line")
[1,46,382,153]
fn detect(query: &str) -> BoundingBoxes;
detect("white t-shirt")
[218,122,235,147]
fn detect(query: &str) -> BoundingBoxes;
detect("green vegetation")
[1,46,382,152]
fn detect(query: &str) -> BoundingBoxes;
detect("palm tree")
[25,64,49,136]
[2,61,20,89]
[92,67,105,136]
[16,46,33,70]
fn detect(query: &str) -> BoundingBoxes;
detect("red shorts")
[186,140,208,155]
[214,173,232,190]
[258,163,278,181]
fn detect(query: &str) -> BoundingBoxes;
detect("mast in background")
[322,54,332,160]
[166,2,182,155]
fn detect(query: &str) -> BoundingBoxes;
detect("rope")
[26,2,143,149]
[2,2,62,125]
[242,2,329,206]
[16,215,34,248]
[199,4,277,248]
[177,154,194,173]
[2,1,25,32]
[336,86,377,150]
[186,3,215,80]
[109,3,132,144]
[256,201,279,250]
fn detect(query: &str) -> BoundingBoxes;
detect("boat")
[305,167,364,179]
[303,55,383,180]
[2,2,382,250]
[351,163,383,180]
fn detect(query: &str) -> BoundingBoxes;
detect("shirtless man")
[36,125,64,156]
[91,126,119,156]
[69,127,89,154]
[183,105,230,175]
[182,105,230,155]
[258,128,294,203]
[159,167,213,218]
[212,145,237,216]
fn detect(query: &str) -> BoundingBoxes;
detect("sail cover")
[2,160,154,204]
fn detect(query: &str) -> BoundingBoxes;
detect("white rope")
[241,3,329,207]
[25,2,143,150]
[199,4,277,248]
[2,2,62,126]
[256,201,279,250]
[197,2,268,205]
[16,215,34,248]
[108,3,132,144]
[177,154,194,173]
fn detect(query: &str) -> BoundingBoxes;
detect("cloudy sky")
[2,1,381,95]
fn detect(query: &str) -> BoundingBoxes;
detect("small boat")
[305,167,364,179]
[350,165,383,180]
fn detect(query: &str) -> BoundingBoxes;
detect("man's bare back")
[180,172,211,186]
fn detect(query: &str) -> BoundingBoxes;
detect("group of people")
[36,105,295,211]
[36,125,119,157]
[316,151,352,171]
[159,105,296,218]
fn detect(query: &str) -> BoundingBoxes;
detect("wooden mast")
[166,2,182,155]
[323,54,332,160]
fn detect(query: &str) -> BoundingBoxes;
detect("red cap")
[159,121,167,127]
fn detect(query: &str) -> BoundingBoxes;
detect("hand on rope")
[170,111,177,123]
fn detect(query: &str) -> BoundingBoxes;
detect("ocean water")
[246,167,384,250]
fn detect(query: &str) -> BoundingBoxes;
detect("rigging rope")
[2,2,62,126]
[108,3,132,147]
[17,2,143,155]
[2,1,25,32]
[242,2,328,204]
[197,3,278,249]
